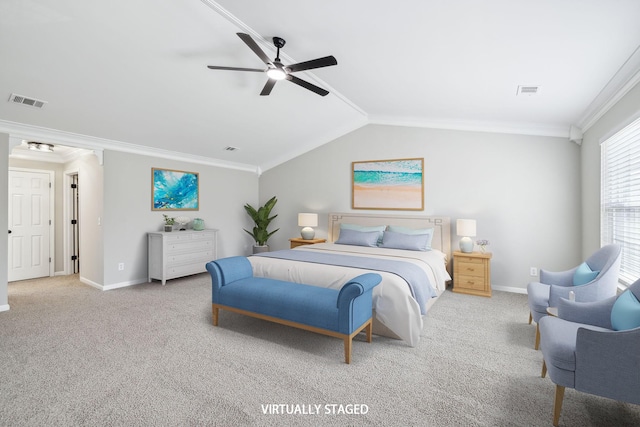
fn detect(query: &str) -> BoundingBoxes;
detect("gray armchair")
[538,278,640,426]
[527,244,621,349]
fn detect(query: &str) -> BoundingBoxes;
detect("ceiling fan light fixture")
[266,68,287,80]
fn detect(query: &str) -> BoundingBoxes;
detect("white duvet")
[248,243,451,347]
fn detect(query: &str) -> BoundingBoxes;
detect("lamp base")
[459,236,474,253]
[301,227,315,240]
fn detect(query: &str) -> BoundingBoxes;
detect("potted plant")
[163,214,175,232]
[243,196,279,253]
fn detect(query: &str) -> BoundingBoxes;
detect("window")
[601,116,640,287]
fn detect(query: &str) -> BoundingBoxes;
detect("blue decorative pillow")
[572,262,600,286]
[387,226,434,249]
[340,224,386,245]
[335,228,380,247]
[611,290,640,331]
[380,230,431,251]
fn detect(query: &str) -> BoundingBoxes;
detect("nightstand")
[452,251,492,297]
[289,238,326,248]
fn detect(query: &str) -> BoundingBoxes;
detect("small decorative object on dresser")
[174,216,191,231]
[476,239,489,253]
[289,238,327,249]
[192,218,205,231]
[453,251,492,297]
[162,214,174,232]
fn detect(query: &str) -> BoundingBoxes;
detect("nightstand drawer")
[456,274,486,291]
[456,259,486,277]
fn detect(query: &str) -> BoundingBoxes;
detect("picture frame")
[352,158,424,211]
[151,168,199,211]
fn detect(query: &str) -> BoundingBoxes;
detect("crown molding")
[368,115,570,139]
[0,119,259,173]
[576,44,640,132]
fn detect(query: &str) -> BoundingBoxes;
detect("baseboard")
[492,285,527,294]
[79,276,147,291]
[0,304,10,312]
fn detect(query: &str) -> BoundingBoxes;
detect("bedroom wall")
[101,150,258,287]
[258,124,581,292]
[0,134,9,310]
[580,81,640,258]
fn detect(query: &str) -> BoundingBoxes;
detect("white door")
[8,170,51,281]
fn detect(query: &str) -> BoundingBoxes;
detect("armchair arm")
[540,267,576,286]
[575,327,640,405]
[557,296,616,328]
[337,273,382,334]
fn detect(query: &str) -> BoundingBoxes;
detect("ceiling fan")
[207,33,337,97]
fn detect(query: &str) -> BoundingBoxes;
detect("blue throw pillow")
[572,262,600,286]
[340,224,386,245]
[611,290,640,331]
[335,228,379,247]
[380,230,431,251]
[387,226,434,249]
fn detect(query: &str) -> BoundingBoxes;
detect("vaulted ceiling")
[2,1,640,171]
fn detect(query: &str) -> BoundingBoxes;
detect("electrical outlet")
[530,267,538,276]
[118,263,124,271]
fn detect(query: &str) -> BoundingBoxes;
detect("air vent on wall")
[224,146,239,151]
[516,85,540,96]
[8,93,48,108]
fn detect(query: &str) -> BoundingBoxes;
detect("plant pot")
[164,225,173,232]
[252,245,269,254]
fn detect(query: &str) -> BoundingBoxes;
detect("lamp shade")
[298,213,318,227]
[456,219,476,237]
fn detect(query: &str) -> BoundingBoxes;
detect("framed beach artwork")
[352,158,424,210]
[151,168,199,211]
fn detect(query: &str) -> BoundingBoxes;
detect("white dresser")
[148,229,218,285]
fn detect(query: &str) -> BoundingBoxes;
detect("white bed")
[248,212,451,347]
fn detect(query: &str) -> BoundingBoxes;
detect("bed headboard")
[327,212,451,260]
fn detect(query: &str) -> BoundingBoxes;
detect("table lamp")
[457,219,476,253]
[298,213,318,240]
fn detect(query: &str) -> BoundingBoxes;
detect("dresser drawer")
[167,239,212,253]
[166,250,214,266]
[452,251,492,297]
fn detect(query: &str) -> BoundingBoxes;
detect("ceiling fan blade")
[286,75,329,96]
[207,65,264,72]
[286,56,337,73]
[260,79,277,96]
[236,33,273,66]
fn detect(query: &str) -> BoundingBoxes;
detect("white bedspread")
[248,243,451,347]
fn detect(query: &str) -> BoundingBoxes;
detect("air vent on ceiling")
[8,93,48,108]
[224,146,239,152]
[516,85,540,96]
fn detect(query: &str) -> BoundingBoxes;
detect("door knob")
[8,230,11,233]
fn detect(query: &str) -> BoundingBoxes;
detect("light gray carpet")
[1,273,639,426]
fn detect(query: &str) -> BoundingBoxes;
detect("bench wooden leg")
[553,385,565,427]
[366,320,372,343]
[212,305,219,326]
[344,336,352,364]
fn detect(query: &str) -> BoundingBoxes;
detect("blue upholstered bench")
[206,256,381,363]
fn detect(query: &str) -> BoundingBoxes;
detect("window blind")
[601,116,640,287]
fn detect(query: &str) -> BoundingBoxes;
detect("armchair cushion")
[572,262,599,286]
[611,290,640,331]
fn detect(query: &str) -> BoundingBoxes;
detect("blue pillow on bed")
[335,228,380,247]
[340,224,386,245]
[380,230,431,251]
[386,226,434,249]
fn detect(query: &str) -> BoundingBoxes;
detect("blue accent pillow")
[335,229,380,247]
[340,224,386,245]
[572,262,600,286]
[380,230,431,251]
[611,290,640,331]
[387,226,434,249]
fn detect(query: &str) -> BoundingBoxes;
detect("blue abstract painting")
[152,168,199,210]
